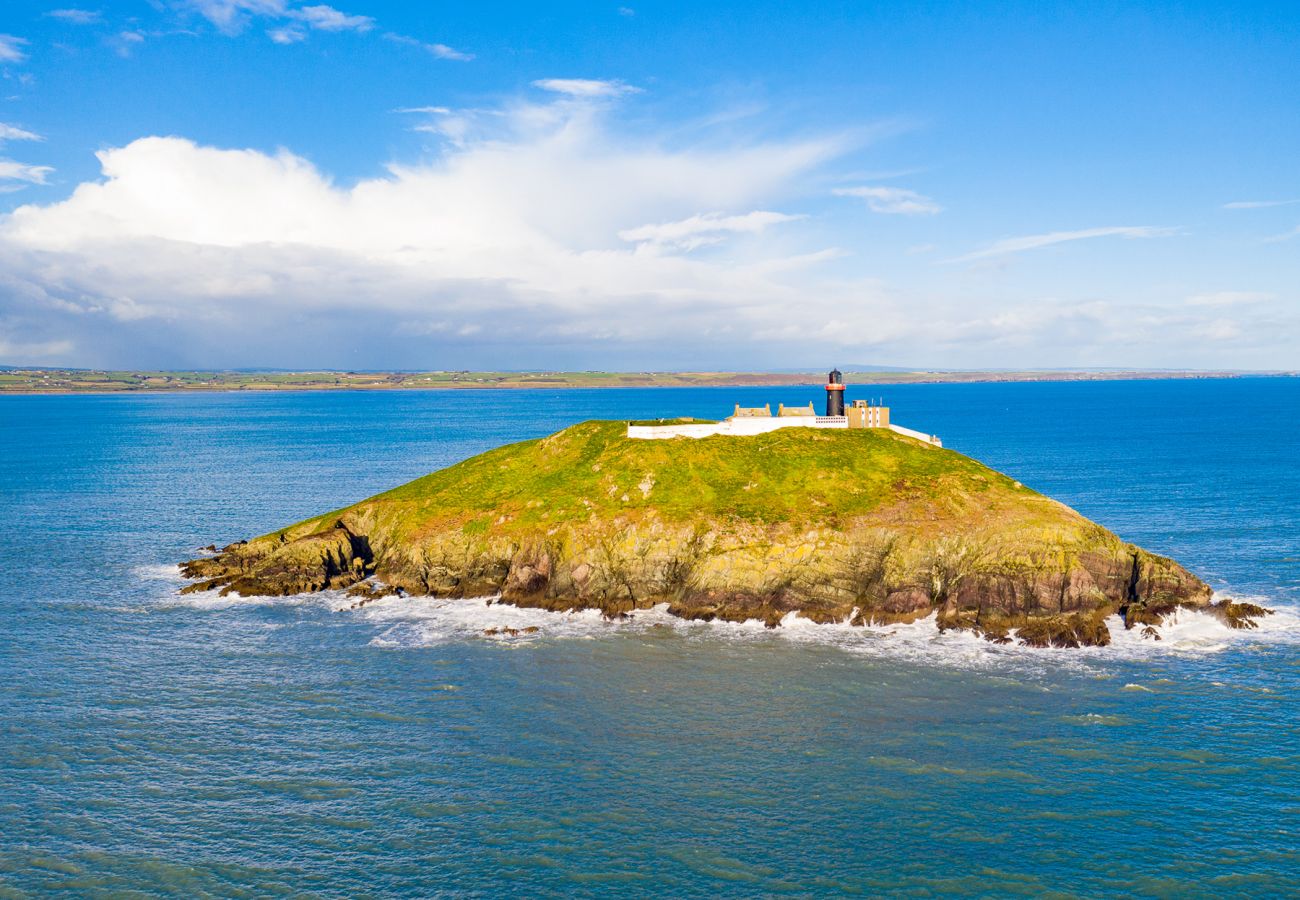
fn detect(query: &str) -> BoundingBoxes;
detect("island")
[180,379,1269,648]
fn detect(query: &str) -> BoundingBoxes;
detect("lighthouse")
[825,368,845,417]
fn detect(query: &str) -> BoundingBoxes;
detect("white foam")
[357,594,1300,673]
[133,563,185,582]
[157,566,1300,670]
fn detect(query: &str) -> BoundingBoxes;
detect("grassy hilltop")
[182,421,1267,647]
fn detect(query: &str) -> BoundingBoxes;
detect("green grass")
[273,420,1076,551]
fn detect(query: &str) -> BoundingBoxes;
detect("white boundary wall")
[627,417,941,446]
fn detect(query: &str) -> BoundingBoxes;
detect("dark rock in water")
[178,421,1269,645]
[1213,600,1273,630]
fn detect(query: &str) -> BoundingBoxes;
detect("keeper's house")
[627,370,941,446]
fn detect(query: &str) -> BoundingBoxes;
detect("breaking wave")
[358,592,1300,670]
[157,562,1300,670]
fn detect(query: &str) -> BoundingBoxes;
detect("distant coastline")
[0,367,1293,394]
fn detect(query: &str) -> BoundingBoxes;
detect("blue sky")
[0,0,1296,370]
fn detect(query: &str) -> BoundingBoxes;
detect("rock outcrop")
[181,420,1266,646]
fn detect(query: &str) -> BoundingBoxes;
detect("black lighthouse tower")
[825,369,845,417]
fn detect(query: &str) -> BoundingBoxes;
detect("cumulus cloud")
[533,78,640,98]
[0,94,871,366]
[0,34,29,63]
[2,90,1285,370]
[833,185,940,215]
[947,226,1177,263]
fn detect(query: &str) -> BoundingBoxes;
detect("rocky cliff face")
[181,421,1266,647]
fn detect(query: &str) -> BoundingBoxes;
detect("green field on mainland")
[0,367,1267,393]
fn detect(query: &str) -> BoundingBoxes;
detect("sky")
[0,1,1296,371]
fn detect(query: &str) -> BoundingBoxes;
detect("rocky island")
[181,412,1269,647]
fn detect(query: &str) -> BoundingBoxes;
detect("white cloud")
[833,185,941,215]
[185,0,286,34]
[0,334,75,363]
[185,1,373,38]
[0,34,29,63]
[619,211,804,252]
[1223,199,1299,209]
[46,9,104,25]
[111,30,147,57]
[427,42,473,61]
[1190,318,1242,341]
[0,160,52,184]
[1264,226,1300,243]
[2,93,1285,370]
[947,226,1177,263]
[0,124,42,143]
[267,25,306,44]
[383,33,473,62]
[292,4,373,32]
[533,78,640,98]
[1185,291,1272,308]
[0,96,861,365]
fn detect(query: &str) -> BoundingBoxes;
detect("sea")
[1,378,1297,897]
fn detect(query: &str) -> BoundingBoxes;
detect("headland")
[1,366,1285,394]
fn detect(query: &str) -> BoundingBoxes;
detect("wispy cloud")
[947,226,1177,263]
[383,33,474,61]
[46,9,104,25]
[110,30,146,57]
[1264,225,1300,243]
[1223,199,1299,209]
[293,4,373,32]
[185,1,374,38]
[0,159,53,184]
[427,42,473,61]
[533,78,640,98]
[833,185,941,215]
[184,1,286,35]
[0,34,29,63]
[619,210,805,252]
[267,25,306,44]
[0,123,42,143]
[1185,291,1273,307]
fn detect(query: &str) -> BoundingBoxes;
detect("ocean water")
[1,378,1298,897]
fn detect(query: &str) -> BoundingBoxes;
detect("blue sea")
[2,378,1298,897]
